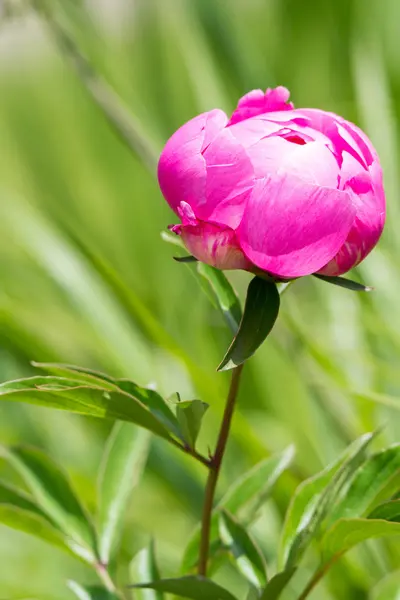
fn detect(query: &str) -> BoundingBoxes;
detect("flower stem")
[198,364,244,576]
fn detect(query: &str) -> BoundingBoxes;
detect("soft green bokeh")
[0,0,399,598]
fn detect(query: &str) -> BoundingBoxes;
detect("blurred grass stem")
[198,363,244,576]
[297,556,340,600]
[95,561,126,599]
[32,0,159,174]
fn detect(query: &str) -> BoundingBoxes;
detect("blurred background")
[0,0,399,598]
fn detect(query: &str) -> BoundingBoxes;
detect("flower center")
[283,134,307,145]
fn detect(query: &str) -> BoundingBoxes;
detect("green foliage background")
[0,0,399,597]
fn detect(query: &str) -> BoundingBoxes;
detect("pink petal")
[337,119,374,167]
[245,137,340,186]
[228,86,294,125]
[229,118,284,147]
[237,174,356,278]
[233,110,335,152]
[178,201,197,225]
[158,109,228,215]
[179,220,251,270]
[292,109,369,171]
[199,128,255,229]
[318,213,384,276]
[319,168,385,276]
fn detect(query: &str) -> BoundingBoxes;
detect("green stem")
[170,438,211,468]
[198,364,244,576]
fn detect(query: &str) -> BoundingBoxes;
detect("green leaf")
[32,362,117,387]
[221,445,295,516]
[325,444,400,525]
[280,432,376,569]
[176,400,209,449]
[219,510,267,588]
[197,263,242,333]
[314,274,373,292]
[0,445,97,561]
[162,231,242,333]
[0,480,48,518]
[371,571,400,600]
[0,504,77,557]
[161,230,185,249]
[0,376,173,441]
[246,588,260,600]
[67,581,118,600]
[369,500,400,522]
[218,277,280,371]
[97,423,151,564]
[129,540,164,600]
[181,448,294,574]
[173,255,198,263]
[0,483,94,562]
[34,364,184,442]
[116,380,183,441]
[132,576,238,600]
[279,455,345,569]
[321,518,400,563]
[181,447,292,576]
[259,568,297,600]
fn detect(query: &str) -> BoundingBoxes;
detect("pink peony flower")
[158,87,385,278]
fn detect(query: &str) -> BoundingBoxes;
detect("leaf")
[279,455,345,569]
[0,480,48,518]
[0,504,77,557]
[129,540,164,600]
[97,423,151,564]
[259,568,297,600]
[314,274,373,292]
[369,500,400,522]
[321,518,400,563]
[32,362,117,386]
[186,449,294,576]
[219,510,267,588]
[325,444,400,526]
[181,448,294,574]
[161,230,185,249]
[280,432,376,569]
[371,571,400,600]
[246,588,260,600]
[221,445,295,516]
[0,445,97,561]
[67,581,118,600]
[131,576,238,600]
[0,483,94,562]
[218,277,280,371]
[0,376,173,441]
[173,255,198,263]
[34,364,184,442]
[162,231,242,333]
[116,380,183,441]
[176,400,209,449]
[197,263,243,334]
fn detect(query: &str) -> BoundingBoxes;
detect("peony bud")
[158,87,385,279]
